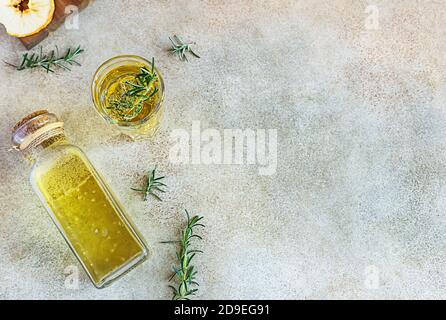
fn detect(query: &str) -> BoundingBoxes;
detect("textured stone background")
[0,0,445,299]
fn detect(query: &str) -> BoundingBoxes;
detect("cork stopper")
[12,110,65,151]
[13,110,49,133]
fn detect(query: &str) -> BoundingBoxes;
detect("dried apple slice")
[0,0,55,37]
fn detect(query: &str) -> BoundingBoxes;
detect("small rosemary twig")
[161,210,205,300]
[5,46,84,72]
[131,165,166,201]
[169,35,200,62]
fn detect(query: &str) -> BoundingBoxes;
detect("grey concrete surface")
[0,0,445,299]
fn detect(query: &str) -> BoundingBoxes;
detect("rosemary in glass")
[107,58,159,120]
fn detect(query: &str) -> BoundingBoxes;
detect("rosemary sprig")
[162,210,205,300]
[169,35,200,61]
[5,46,84,72]
[131,165,166,201]
[107,58,159,120]
[125,61,158,96]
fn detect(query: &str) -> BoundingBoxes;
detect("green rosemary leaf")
[188,253,197,263]
[149,192,163,202]
[189,234,203,240]
[188,249,204,254]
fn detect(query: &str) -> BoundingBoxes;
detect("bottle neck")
[12,111,68,164]
[23,133,69,164]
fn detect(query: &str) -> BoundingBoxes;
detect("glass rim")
[91,55,165,128]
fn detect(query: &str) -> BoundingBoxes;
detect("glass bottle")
[12,110,148,288]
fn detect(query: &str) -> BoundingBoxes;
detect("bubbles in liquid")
[36,150,145,285]
[92,227,109,237]
[101,228,109,237]
[109,242,118,253]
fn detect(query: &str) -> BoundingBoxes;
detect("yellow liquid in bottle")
[32,147,146,286]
